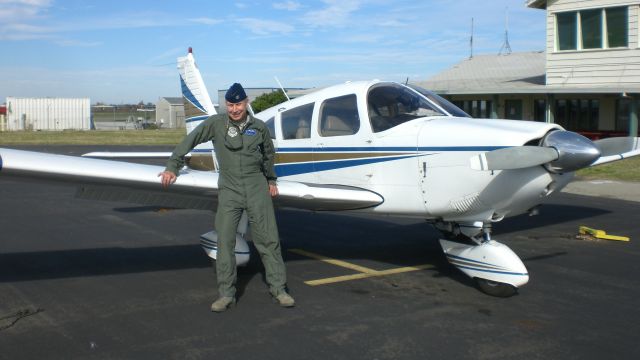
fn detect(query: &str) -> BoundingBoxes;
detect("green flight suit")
[165,113,287,298]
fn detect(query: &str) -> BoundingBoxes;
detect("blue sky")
[0,0,546,104]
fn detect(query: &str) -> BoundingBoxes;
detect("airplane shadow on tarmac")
[0,200,610,295]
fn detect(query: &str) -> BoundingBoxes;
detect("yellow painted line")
[288,248,379,274]
[288,248,434,286]
[305,264,434,286]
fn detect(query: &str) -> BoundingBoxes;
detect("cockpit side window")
[367,83,445,133]
[408,85,471,118]
[281,103,314,140]
[319,94,360,137]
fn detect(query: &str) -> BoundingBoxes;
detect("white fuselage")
[252,80,573,222]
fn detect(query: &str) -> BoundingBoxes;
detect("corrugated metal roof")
[416,51,547,94]
[414,51,640,95]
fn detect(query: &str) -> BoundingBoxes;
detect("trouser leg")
[246,186,287,296]
[214,192,243,298]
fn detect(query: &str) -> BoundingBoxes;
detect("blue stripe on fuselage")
[277,146,505,152]
[187,146,510,177]
[185,115,209,123]
[275,155,418,177]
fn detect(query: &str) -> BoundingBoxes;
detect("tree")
[251,90,288,113]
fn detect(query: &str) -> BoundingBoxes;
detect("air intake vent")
[450,193,483,213]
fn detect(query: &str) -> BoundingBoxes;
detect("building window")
[581,9,602,49]
[606,7,628,48]
[452,100,492,118]
[615,98,640,133]
[533,99,546,122]
[504,99,523,120]
[556,7,628,51]
[555,99,599,131]
[557,12,577,50]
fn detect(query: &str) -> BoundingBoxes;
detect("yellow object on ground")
[288,248,433,286]
[579,226,630,242]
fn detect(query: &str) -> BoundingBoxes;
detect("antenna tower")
[498,7,512,55]
[469,18,474,59]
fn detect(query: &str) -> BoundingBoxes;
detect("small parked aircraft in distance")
[1,48,639,297]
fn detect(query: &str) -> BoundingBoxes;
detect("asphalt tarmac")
[1,146,639,360]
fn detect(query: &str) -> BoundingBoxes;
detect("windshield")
[408,85,471,118]
[367,83,445,132]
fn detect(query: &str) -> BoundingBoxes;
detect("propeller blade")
[594,137,640,157]
[470,146,559,171]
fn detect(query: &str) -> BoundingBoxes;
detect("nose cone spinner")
[542,130,601,173]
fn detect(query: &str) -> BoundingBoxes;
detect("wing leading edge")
[0,148,383,211]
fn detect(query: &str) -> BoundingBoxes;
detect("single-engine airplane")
[1,48,639,297]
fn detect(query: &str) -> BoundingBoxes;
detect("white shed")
[5,97,91,131]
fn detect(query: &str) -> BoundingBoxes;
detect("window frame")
[554,6,628,52]
[279,102,315,140]
[318,93,361,137]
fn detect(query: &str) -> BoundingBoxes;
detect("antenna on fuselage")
[274,76,290,101]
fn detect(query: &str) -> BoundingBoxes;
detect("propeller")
[594,137,639,157]
[470,146,558,171]
[470,130,601,172]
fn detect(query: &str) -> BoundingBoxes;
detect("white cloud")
[54,39,102,47]
[0,0,51,21]
[189,17,223,26]
[302,0,361,27]
[235,18,294,36]
[273,1,301,11]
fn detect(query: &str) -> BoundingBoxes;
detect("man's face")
[226,99,249,122]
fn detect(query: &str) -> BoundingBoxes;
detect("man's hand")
[268,183,279,197]
[158,171,177,189]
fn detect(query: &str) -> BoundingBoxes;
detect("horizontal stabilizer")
[470,146,558,171]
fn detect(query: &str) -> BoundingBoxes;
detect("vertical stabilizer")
[177,47,216,134]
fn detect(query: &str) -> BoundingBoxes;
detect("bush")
[251,90,288,113]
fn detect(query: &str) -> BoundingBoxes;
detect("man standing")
[158,83,294,312]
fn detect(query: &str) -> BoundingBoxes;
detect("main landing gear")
[433,221,528,297]
[200,211,251,266]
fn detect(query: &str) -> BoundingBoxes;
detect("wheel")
[475,278,518,298]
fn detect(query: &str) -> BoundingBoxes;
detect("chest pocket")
[243,128,262,154]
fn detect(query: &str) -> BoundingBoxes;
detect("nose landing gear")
[433,221,527,297]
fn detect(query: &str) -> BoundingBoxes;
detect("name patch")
[245,129,257,136]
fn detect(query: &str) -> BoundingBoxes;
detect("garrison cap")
[225,83,247,103]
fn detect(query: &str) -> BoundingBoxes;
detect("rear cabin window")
[281,103,314,140]
[319,94,360,137]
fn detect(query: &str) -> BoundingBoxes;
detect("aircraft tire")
[475,278,518,297]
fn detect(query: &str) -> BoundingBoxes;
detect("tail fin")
[177,47,216,135]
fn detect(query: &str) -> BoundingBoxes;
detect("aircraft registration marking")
[288,249,434,286]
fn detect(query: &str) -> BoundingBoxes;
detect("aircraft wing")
[82,151,178,159]
[0,148,383,211]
